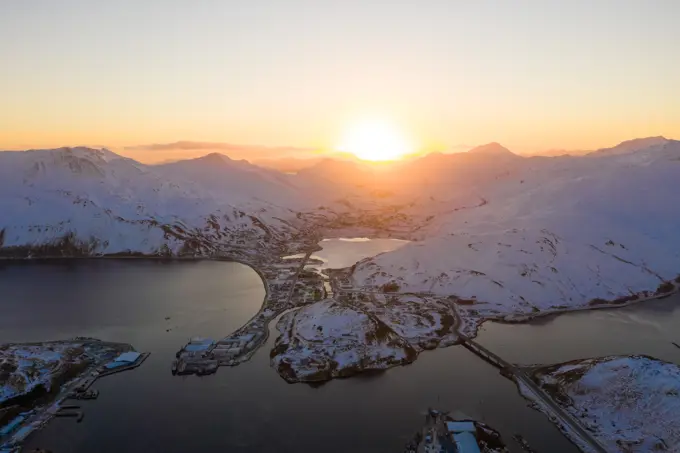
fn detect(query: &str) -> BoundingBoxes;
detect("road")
[332,279,605,451]
[209,248,315,365]
[461,337,608,453]
[286,250,313,305]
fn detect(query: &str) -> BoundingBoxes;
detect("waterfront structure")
[452,432,481,453]
[105,351,142,369]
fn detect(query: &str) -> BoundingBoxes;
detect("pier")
[1,349,150,450]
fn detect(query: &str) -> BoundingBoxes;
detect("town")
[172,230,328,375]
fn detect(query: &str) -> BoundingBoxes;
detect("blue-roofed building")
[11,425,34,442]
[105,351,141,369]
[104,360,129,369]
[115,351,141,363]
[0,415,24,436]
[453,431,481,453]
[183,338,214,353]
[445,421,476,433]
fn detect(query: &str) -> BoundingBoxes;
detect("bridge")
[459,335,509,371]
[459,335,609,453]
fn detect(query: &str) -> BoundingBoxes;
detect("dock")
[97,352,150,377]
[1,348,150,450]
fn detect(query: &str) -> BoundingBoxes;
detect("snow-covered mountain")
[0,147,308,256]
[349,138,680,324]
[587,136,670,157]
[2,138,679,325]
[155,153,307,207]
[466,142,517,157]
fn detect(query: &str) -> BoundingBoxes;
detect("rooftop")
[453,431,481,453]
[114,351,141,363]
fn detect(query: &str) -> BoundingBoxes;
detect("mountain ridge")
[2,137,679,323]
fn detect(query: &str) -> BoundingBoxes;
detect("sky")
[1,0,679,161]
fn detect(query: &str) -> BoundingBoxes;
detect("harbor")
[1,346,149,451]
[405,409,509,453]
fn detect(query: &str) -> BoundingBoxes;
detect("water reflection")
[3,256,678,453]
[477,294,680,366]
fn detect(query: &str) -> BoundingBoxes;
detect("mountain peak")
[187,152,236,166]
[202,152,230,162]
[613,136,668,149]
[34,146,122,163]
[467,142,516,156]
[590,136,670,157]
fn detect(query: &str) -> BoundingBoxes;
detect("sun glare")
[338,119,412,161]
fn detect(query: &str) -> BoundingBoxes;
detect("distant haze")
[1,1,679,156]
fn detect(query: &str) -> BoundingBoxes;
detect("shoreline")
[3,253,680,380]
[450,279,680,340]
[0,340,143,450]
[2,254,678,324]
[172,247,320,375]
[494,279,680,324]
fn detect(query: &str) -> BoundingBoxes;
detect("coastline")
[0,340,142,450]
[3,253,680,379]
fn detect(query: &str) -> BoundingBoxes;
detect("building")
[339,278,353,289]
[183,338,214,353]
[104,351,141,369]
[452,432,481,453]
[445,421,475,433]
[115,351,141,363]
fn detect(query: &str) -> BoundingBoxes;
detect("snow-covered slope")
[525,356,680,452]
[155,153,309,208]
[271,299,418,382]
[0,147,306,256]
[350,139,680,323]
[0,341,122,405]
[3,139,680,321]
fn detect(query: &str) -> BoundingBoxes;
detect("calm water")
[311,238,409,269]
[1,244,678,453]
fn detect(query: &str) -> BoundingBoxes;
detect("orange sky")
[1,1,678,161]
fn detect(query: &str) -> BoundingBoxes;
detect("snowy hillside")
[0,147,308,257]
[350,139,680,325]
[3,139,680,320]
[271,300,418,382]
[155,153,307,208]
[525,356,680,452]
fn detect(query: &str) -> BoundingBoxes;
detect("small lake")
[1,242,679,453]
[311,238,410,269]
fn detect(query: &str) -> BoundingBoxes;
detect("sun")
[337,119,412,161]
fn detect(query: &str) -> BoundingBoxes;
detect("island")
[520,355,680,452]
[270,291,458,382]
